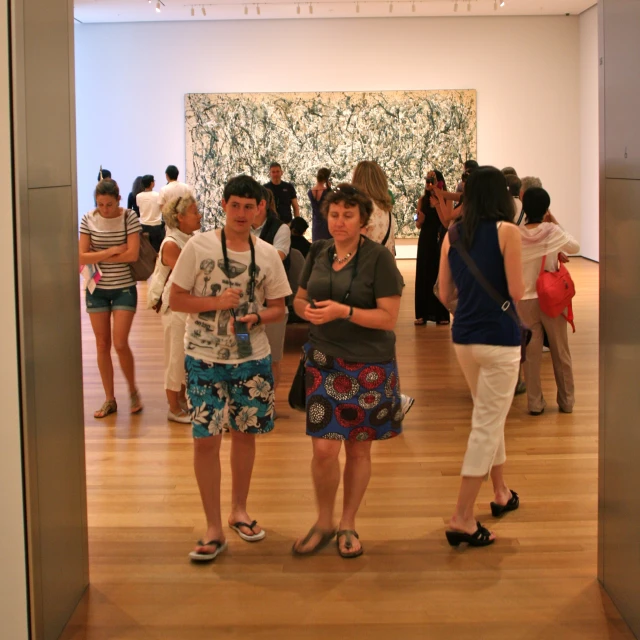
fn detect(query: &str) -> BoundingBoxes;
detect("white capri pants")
[454,344,520,477]
[265,315,287,362]
[162,309,187,392]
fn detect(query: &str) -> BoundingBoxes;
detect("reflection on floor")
[62,258,634,640]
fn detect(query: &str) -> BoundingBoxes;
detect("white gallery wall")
[75,15,591,247]
[579,5,599,261]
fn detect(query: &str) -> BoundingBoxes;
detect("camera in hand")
[234,320,253,358]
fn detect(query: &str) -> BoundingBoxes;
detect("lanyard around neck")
[328,236,362,304]
[221,228,256,303]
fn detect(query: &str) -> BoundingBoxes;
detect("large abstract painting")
[185,90,476,236]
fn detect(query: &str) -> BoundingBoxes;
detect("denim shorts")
[186,354,275,438]
[86,286,137,313]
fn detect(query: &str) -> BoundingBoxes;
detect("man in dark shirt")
[263,162,299,224]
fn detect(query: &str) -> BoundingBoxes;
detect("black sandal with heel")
[490,490,519,517]
[445,521,494,547]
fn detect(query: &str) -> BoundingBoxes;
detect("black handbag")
[448,223,532,362]
[288,349,306,411]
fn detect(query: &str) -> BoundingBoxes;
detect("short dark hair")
[502,166,518,177]
[464,160,478,172]
[321,183,373,227]
[522,187,551,224]
[98,168,111,181]
[165,165,179,180]
[506,174,522,198]
[141,174,154,189]
[95,178,119,201]
[290,217,309,235]
[269,162,282,170]
[223,175,263,205]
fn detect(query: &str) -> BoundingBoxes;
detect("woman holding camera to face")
[292,184,404,559]
[415,170,451,326]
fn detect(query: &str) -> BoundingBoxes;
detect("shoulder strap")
[381,211,392,247]
[516,210,526,226]
[448,223,524,330]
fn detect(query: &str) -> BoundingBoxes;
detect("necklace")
[332,251,353,265]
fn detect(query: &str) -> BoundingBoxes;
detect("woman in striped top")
[79,179,143,418]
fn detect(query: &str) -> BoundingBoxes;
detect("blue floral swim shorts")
[186,355,275,438]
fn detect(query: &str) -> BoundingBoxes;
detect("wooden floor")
[62,258,635,640]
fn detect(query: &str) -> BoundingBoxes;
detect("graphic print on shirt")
[187,256,263,359]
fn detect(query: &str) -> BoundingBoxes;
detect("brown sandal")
[130,390,143,414]
[336,529,363,559]
[94,399,117,419]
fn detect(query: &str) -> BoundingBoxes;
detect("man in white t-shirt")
[136,174,165,252]
[170,175,292,563]
[250,185,291,400]
[157,165,196,209]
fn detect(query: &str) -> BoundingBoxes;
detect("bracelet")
[254,313,262,326]
[346,305,354,320]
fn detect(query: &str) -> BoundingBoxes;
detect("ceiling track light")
[467,0,471,11]
[453,1,458,12]
[202,5,206,15]
[389,2,393,12]
[156,1,161,12]
[190,6,194,15]
[411,1,415,12]
[244,5,248,14]
[256,4,260,13]
[356,1,360,12]
[309,3,313,14]
[296,3,300,13]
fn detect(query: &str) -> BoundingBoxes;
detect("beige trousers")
[454,344,521,477]
[162,309,187,392]
[517,298,575,413]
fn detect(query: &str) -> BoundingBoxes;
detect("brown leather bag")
[124,210,157,281]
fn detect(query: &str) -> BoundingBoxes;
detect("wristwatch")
[347,305,354,320]
[254,313,262,326]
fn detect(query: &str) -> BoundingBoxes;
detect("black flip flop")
[336,529,363,559]
[189,539,228,562]
[490,490,520,517]
[445,521,494,547]
[292,527,336,556]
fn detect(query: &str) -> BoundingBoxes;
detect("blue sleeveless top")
[449,221,521,346]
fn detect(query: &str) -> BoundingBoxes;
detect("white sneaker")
[168,409,191,424]
[400,394,415,417]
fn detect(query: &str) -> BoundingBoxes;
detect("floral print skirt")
[186,354,274,438]
[304,345,403,441]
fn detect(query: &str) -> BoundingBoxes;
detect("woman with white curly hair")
[148,195,202,423]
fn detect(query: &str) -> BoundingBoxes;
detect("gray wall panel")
[600,179,640,637]
[23,0,72,188]
[602,0,640,179]
[599,1,640,637]
[11,0,88,638]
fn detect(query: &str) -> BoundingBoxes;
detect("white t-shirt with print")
[171,229,292,365]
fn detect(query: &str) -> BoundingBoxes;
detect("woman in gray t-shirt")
[291,184,404,559]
